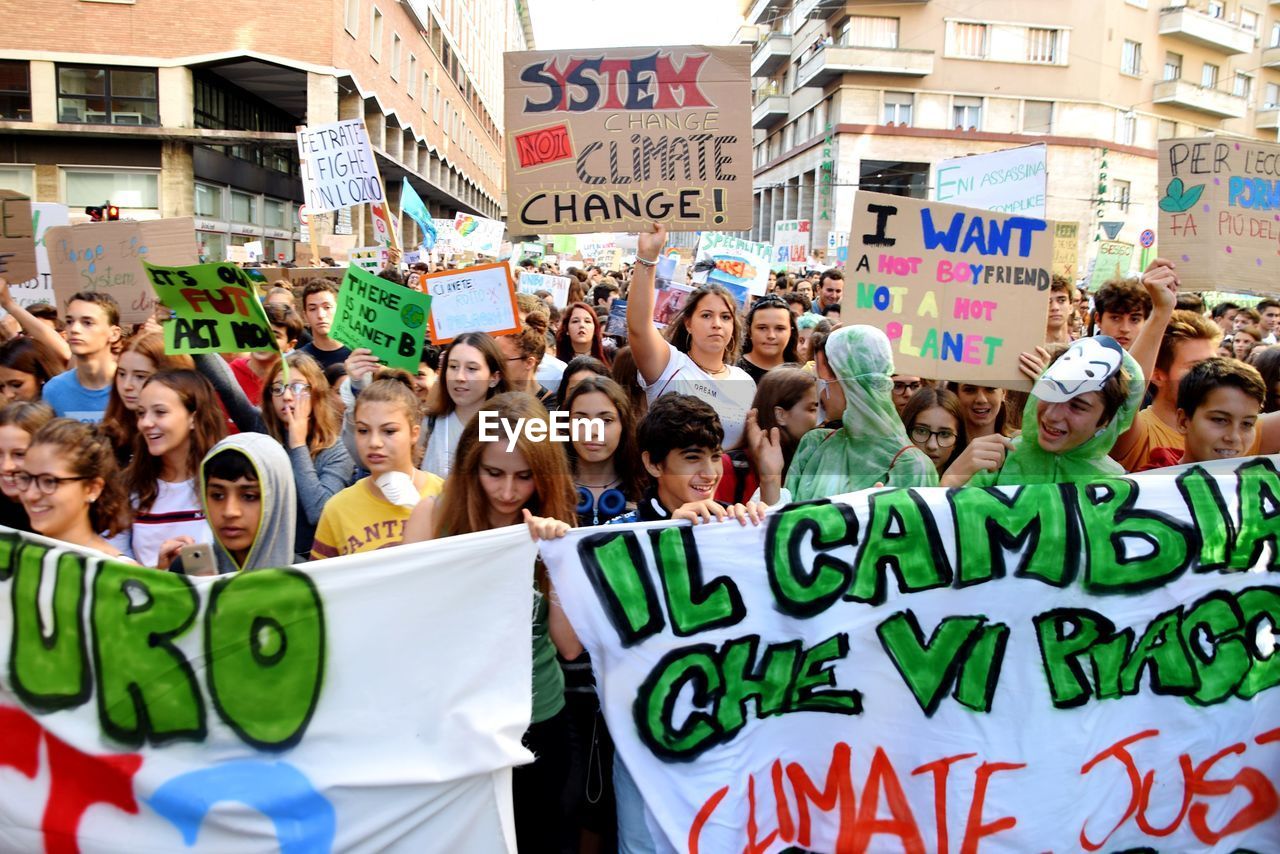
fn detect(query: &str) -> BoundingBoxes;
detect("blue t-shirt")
[42,370,111,423]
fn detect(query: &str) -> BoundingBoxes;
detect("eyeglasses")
[909,426,958,448]
[269,381,311,397]
[14,472,91,494]
[893,381,922,395]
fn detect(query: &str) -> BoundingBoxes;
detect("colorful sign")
[46,217,198,326]
[934,143,1048,218]
[1089,240,1134,288]
[540,457,1280,853]
[349,245,389,273]
[0,190,36,285]
[422,261,520,344]
[1159,136,1280,295]
[333,265,432,371]
[503,45,752,234]
[1052,221,1079,282]
[843,190,1051,389]
[773,219,810,266]
[516,271,571,309]
[0,525,535,851]
[693,232,771,298]
[452,214,505,256]
[143,261,276,355]
[5,203,68,311]
[296,119,383,214]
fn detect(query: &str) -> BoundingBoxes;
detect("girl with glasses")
[18,418,132,561]
[0,401,54,531]
[901,387,967,474]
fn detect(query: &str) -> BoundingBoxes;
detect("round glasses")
[270,381,312,397]
[893,381,922,395]
[909,425,957,448]
[15,472,91,494]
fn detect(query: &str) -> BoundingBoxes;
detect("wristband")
[634,255,659,267]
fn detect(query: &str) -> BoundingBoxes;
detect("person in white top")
[626,222,756,449]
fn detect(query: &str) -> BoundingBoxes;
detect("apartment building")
[0,0,532,262]
[740,0,1280,274]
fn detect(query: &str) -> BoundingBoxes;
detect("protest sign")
[1,523,535,852]
[504,45,752,233]
[453,213,504,256]
[934,143,1048,217]
[1089,240,1134,288]
[333,265,432,371]
[1052,221,1079,281]
[46,217,198,325]
[693,232,772,297]
[0,190,36,285]
[225,244,249,264]
[1159,136,1280,294]
[516,271,571,308]
[243,240,263,262]
[652,280,692,328]
[423,261,520,344]
[595,247,623,271]
[296,119,383,213]
[541,456,1280,853]
[4,203,68,311]
[843,190,1050,389]
[349,245,389,273]
[432,218,464,254]
[605,299,627,336]
[827,230,849,267]
[514,242,545,263]
[143,261,276,355]
[773,219,810,266]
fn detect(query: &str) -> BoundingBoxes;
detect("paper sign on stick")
[46,217,198,325]
[516,272,570,308]
[693,232,772,297]
[842,190,1051,389]
[934,143,1048,217]
[144,261,276,355]
[1089,240,1134,289]
[333,265,432,371]
[423,262,520,344]
[1051,221,1079,282]
[503,45,752,234]
[296,120,383,214]
[0,191,36,285]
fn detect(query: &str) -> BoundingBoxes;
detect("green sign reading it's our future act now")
[143,261,277,356]
[333,264,431,372]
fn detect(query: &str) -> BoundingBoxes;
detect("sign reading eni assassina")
[503,46,752,234]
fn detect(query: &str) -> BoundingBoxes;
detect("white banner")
[297,120,384,214]
[934,143,1048,218]
[542,458,1280,853]
[0,526,536,852]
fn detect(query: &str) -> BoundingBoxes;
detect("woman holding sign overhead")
[626,223,756,449]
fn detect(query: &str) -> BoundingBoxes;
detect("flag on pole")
[401,179,437,250]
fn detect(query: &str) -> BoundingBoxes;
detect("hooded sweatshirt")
[199,433,298,573]
[786,325,939,500]
[970,348,1145,487]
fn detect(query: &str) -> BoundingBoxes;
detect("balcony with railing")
[752,82,788,129]
[1159,6,1256,54]
[1257,107,1280,130]
[797,43,934,88]
[751,31,793,78]
[1152,78,1247,117]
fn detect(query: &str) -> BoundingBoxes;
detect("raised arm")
[0,281,71,364]
[1109,258,1177,461]
[191,352,266,433]
[626,223,673,385]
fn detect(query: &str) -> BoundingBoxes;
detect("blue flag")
[401,178,437,250]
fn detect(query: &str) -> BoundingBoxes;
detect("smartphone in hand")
[172,543,217,576]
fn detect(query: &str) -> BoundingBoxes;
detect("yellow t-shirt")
[310,473,444,559]
[1112,406,1262,472]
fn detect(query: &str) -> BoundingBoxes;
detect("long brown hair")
[260,353,341,458]
[751,366,817,473]
[433,392,576,537]
[124,370,227,512]
[562,376,647,501]
[555,302,610,365]
[902,387,968,471]
[28,419,130,537]
[664,285,743,365]
[0,400,54,434]
[426,332,510,417]
[356,369,424,468]
[0,337,64,396]
[102,332,194,459]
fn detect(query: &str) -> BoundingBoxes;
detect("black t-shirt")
[736,356,770,384]
[0,495,28,531]
[299,341,351,370]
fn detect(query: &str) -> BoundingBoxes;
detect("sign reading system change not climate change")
[504,45,752,233]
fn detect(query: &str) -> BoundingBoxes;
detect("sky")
[526,0,744,50]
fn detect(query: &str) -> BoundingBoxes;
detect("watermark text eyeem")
[478,411,604,452]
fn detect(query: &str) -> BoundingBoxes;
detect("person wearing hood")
[160,433,297,573]
[786,324,938,500]
[943,336,1144,487]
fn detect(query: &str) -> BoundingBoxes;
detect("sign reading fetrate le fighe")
[540,458,1280,854]
[843,190,1051,389]
[504,45,752,233]
[297,119,383,213]
[0,525,536,852]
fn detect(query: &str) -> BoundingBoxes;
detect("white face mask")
[375,471,420,508]
[1032,336,1124,403]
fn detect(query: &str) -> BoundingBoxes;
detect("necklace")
[576,476,621,489]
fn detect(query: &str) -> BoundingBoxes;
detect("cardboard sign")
[350,245,389,273]
[1159,136,1280,295]
[5,203,68,311]
[423,262,520,344]
[541,456,1280,853]
[693,232,772,297]
[1051,221,1079,282]
[516,271,571,308]
[1089,240,1134,288]
[934,143,1048,217]
[294,243,333,266]
[226,244,250,263]
[332,265,432,371]
[0,525,536,851]
[0,191,36,285]
[296,119,384,213]
[144,261,276,355]
[46,217,198,325]
[842,190,1052,389]
[504,45,752,234]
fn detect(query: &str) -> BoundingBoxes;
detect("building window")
[0,166,34,197]
[1202,63,1219,89]
[1266,82,1280,108]
[1026,28,1058,63]
[57,65,158,126]
[1234,71,1252,100]
[1119,112,1137,145]
[953,96,982,130]
[422,72,430,110]
[433,87,441,123]
[841,16,899,49]
[344,0,359,34]
[1121,40,1142,77]
[952,22,989,59]
[370,7,383,60]
[1158,118,1177,138]
[264,198,287,229]
[0,61,31,121]
[391,34,402,80]
[883,91,913,126]
[193,71,298,176]
[64,169,159,209]
[1241,8,1260,32]
[1207,0,1224,19]
[408,55,416,96]
[1272,21,1280,48]
[1024,100,1053,133]
[1163,52,1181,81]
[1114,179,1131,212]
[194,183,223,218]
[230,191,257,224]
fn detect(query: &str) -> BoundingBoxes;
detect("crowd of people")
[0,217,1273,852]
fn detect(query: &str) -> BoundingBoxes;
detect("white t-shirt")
[123,479,213,568]
[420,411,466,479]
[638,341,756,449]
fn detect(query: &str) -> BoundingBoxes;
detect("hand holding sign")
[144,261,275,355]
[332,266,432,371]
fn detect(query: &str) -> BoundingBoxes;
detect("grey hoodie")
[200,434,298,573]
